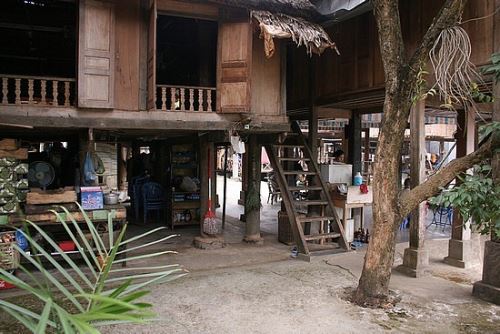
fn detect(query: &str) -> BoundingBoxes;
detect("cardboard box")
[80,186,104,210]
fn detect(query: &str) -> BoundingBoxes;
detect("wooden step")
[282,171,316,175]
[278,157,310,161]
[289,186,322,191]
[297,216,335,223]
[292,200,328,206]
[304,232,341,241]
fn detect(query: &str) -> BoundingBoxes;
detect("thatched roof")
[251,10,338,58]
[208,0,319,19]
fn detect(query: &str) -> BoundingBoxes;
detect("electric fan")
[28,161,55,190]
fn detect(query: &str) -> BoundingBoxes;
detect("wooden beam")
[0,148,27,159]
[318,107,352,119]
[0,107,290,132]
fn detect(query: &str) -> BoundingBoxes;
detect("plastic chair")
[399,216,410,230]
[427,205,453,230]
[267,175,281,205]
[142,181,166,224]
[131,175,150,220]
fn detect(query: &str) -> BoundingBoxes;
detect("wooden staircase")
[265,122,349,260]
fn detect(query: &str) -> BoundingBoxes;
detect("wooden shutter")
[146,0,157,110]
[216,21,252,113]
[78,0,115,108]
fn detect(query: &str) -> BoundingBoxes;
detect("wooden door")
[78,0,115,108]
[146,0,157,110]
[216,21,252,113]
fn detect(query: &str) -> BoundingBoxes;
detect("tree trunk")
[353,0,469,305]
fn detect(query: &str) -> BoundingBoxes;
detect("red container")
[58,241,76,252]
[0,279,15,290]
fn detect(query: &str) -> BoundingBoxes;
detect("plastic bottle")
[354,172,363,186]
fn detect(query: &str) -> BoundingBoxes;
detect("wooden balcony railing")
[156,85,216,112]
[0,74,76,107]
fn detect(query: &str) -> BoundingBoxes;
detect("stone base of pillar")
[193,235,225,250]
[243,233,264,246]
[473,281,500,305]
[472,241,500,305]
[396,247,429,278]
[444,238,481,269]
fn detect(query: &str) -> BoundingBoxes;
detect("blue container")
[353,172,363,186]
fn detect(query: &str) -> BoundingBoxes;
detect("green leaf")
[35,298,52,334]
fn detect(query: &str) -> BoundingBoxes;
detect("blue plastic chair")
[399,216,410,230]
[131,175,150,220]
[427,206,453,230]
[142,181,167,224]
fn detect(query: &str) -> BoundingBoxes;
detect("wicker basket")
[0,231,20,270]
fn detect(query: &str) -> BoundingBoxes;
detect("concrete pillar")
[444,110,481,268]
[243,135,263,245]
[347,112,362,182]
[473,15,500,302]
[397,99,429,277]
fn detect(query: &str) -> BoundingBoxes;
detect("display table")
[1,204,128,267]
[5,204,127,227]
[331,186,373,229]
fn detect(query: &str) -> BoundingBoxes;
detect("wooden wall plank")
[115,0,141,111]
[251,36,282,116]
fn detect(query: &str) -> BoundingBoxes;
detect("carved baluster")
[198,89,203,111]
[180,88,185,111]
[1,78,7,104]
[64,81,70,106]
[28,79,34,104]
[189,88,194,111]
[52,80,59,106]
[15,78,21,104]
[170,87,176,110]
[161,87,167,111]
[40,80,47,105]
[207,89,213,112]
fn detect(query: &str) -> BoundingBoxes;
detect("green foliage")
[0,204,186,333]
[411,65,437,105]
[471,82,494,103]
[481,52,500,84]
[479,121,500,144]
[429,165,500,238]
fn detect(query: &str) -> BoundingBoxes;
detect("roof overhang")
[251,10,338,58]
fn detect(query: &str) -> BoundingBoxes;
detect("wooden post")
[243,135,263,244]
[118,143,128,191]
[309,106,319,162]
[222,145,229,229]
[444,109,481,268]
[397,99,429,277]
[347,112,362,181]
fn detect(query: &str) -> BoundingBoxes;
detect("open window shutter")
[146,0,157,110]
[216,21,252,113]
[78,0,115,108]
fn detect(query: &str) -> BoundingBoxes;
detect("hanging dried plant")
[429,26,484,109]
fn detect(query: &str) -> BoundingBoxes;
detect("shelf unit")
[169,143,200,230]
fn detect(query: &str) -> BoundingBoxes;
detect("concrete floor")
[3,177,497,334]
[101,181,498,334]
